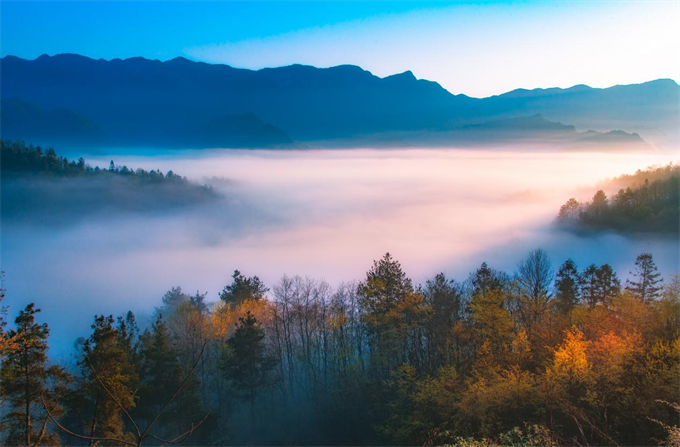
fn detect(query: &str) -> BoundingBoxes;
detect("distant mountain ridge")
[0,53,677,149]
[0,98,108,145]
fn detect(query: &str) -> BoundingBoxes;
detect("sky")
[1,1,679,97]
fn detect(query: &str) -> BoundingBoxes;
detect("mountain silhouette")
[0,98,108,146]
[0,54,676,149]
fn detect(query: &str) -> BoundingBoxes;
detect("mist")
[1,147,678,356]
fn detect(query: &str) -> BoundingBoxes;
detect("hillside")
[1,139,220,225]
[556,164,679,234]
[0,98,108,145]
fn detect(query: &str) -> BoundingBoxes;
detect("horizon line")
[2,52,678,101]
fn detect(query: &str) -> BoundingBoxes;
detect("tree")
[555,259,580,315]
[422,273,463,370]
[580,264,621,307]
[0,271,16,359]
[626,253,663,302]
[514,249,554,329]
[158,286,190,316]
[471,262,508,297]
[47,339,209,447]
[221,312,277,429]
[0,304,70,446]
[558,198,581,222]
[75,315,139,444]
[515,249,554,303]
[136,315,204,441]
[358,253,426,373]
[591,190,609,214]
[469,289,514,367]
[219,270,268,305]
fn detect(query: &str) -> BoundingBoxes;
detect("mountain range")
[0,53,677,150]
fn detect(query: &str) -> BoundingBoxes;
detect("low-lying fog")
[2,148,678,356]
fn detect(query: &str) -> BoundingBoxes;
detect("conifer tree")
[219,270,268,305]
[76,315,138,444]
[626,253,663,302]
[555,259,580,315]
[222,311,277,429]
[0,304,70,446]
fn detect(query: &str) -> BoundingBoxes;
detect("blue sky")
[1,1,678,97]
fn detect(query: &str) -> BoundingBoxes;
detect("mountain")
[200,113,293,148]
[457,114,647,149]
[484,79,679,148]
[0,54,677,149]
[317,114,650,150]
[0,98,108,146]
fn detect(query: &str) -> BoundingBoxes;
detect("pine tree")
[626,253,663,302]
[219,270,268,305]
[0,304,70,446]
[555,259,580,315]
[75,315,138,444]
[580,264,621,307]
[136,315,204,437]
[357,253,425,373]
[222,311,277,431]
[471,262,508,296]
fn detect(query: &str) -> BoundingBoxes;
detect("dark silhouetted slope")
[0,98,108,145]
[1,54,677,148]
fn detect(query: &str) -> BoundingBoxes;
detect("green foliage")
[626,253,664,301]
[1,139,192,185]
[557,163,679,233]
[554,259,580,315]
[222,312,277,402]
[75,315,139,444]
[0,304,71,446]
[219,270,269,305]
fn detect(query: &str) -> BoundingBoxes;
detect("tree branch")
[139,340,207,440]
[147,413,210,446]
[41,394,136,447]
[86,355,142,439]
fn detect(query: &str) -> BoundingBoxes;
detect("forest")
[557,164,679,234]
[0,140,219,224]
[1,250,678,446]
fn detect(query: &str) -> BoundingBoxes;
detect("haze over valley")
[2,144,677,354]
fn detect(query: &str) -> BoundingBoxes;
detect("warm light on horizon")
[2,1,678,97]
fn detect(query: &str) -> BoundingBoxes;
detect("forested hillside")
[1,140,219,224]
[557,164,679,234]
[1,251,678,446]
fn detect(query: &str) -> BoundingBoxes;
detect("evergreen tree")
[219,270,268,305]
[580,264,621,307]
[358,253,414,327]
[136,315,204,439]
[222,312,277,431]
[0,304,70,446]
[422,273,462,370]
[75,315,138,444]
[471,262,508,296]
[626,253,663,302]
[358,253,426,372]
[555,259,580,315]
